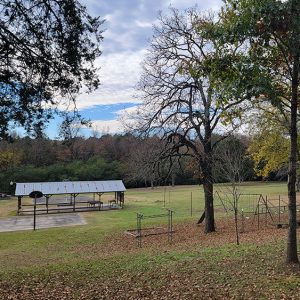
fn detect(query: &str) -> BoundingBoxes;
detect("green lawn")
[1,181,300,300]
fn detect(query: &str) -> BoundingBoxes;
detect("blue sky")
[46,0,223,138]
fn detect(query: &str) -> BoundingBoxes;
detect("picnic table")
[88,200,102,208]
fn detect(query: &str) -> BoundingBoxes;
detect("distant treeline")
[0,134,198,193]
[0,133,276,194]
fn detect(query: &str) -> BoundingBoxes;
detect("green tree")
[0,0,103,138]
[248,111,290,178]
[0,149,22,171]
[219,0,300,263]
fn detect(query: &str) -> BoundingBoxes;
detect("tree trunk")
[202,131,215,233]
[296,175,300,193]
[287,52,299,264]
[287,0,300,264]
[203,171,215,233]
[234,207,240,245]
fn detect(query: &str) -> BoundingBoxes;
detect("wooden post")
[17,196,22,215]
[137,213,142,248]
[190,192,193,216]
[279,195,281,223]
[241,209,245,233]
[171,210,173,241]
[168,209,173,243]
[121,192,124,208]
[265,195,268,226]
[258,200,260,230]
[73,194,76,212]
[168,209,171,242]
[46,196,49,214]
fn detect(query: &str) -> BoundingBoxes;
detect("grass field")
[1,181,300,299]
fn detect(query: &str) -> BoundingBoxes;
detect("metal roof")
[15,180,126,196]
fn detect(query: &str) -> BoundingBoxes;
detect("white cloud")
[76,0,223,112]
[92,119,124,135]
[74,0,224,131]
[75,50,146,109]
[115,105,140,116]
[135,20,153,28]
[164,0,222,11]
[91,105,140,135]
[98,50,146,86]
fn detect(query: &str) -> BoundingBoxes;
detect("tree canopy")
[0,0,103,138]
[132,8,251,233]
[248,110,290,178]
[218,0,300,263]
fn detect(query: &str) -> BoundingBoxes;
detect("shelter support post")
[96,193,104,210]
[46,196,49,214]
[119,192,124,208]
[72,194,75,211]
[17,196,22,215]
[97,193,103,201]
[116,192,119,205]
[72,194,78,212]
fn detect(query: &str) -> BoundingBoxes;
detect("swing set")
[214,190,291,229]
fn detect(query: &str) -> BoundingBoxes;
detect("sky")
[47,0,223,138]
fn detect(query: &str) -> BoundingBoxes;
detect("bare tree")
[214,137,252,245]
[125,136,167,188]
[133,8,245,233]
[58,114,88,160]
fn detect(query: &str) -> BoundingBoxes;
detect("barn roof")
[15,180,126,196]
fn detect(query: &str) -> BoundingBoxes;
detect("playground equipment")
[214,189,292,230]
[125,209,175,247]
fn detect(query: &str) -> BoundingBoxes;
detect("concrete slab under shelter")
[0,213,86,232]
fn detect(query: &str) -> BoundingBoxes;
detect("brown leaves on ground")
[1,218,300,300]
[75,217,288,257]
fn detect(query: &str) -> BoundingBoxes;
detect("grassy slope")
[1,182,300,299]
